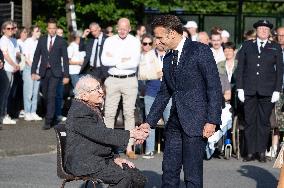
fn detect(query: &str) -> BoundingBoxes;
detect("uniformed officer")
[236,20,284,162]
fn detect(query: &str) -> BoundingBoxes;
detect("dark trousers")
[244,94,274,154]
[94,160,146,188]
[40,69,60,125]
[0,69,9,122]
[162,111,206,188]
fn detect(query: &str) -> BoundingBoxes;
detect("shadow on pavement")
[238,165,278,188]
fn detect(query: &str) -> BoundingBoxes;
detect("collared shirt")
[47,35,56,50]
[174,36,186,65]
[90,32,103,67]
[101,34,141,75]
[191,34,198,41]
[256,38,268,53]
[211,47,225,64]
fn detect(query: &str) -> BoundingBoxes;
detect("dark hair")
[141,33,153,43]
[47,18,57,25]
[15,26,27,39]
[151,15,183,35]
[136,24,145,31]
[243,29,256,40]
[210,30,221,38]
[29,25,40,37]
[223,42,236,50]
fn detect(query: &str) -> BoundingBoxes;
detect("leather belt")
[110,73,136,78]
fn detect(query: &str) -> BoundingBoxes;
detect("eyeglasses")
[142,42,153,46]
[89,84,103,93]
[6,27,14,31]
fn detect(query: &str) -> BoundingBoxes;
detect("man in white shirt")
[210,31,226,64]
[101,17,141,159]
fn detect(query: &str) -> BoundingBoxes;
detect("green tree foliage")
[31,0,284,33]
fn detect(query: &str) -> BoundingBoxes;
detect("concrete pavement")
[0,119,280,188]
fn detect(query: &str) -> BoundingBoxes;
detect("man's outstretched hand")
[130,123,151,144]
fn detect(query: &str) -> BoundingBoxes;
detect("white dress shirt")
[90,32,103,67]
[101,34,141,75]
[47,35,56,50]
[174,37,186,64]
[211,47,226,64]
[256,38,268,53]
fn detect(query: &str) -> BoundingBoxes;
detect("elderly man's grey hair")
[74,75,98,99]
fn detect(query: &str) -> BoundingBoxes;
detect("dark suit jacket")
[64,100,129,176]
[31,35,69,78]
[236,40,283,96]
[79,34,109,76]
[146,39,222,137]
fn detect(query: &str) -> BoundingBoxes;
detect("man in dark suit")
[31,18,69,130]
[139,15,222,188]
[79,22,108,83]
[64,75,147,187]
[236,20,283,162]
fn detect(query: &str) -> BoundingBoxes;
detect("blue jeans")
[22,66,40,113]
[70,74,80,88]
[144,95,172,153]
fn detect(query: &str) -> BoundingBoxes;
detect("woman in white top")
[67,31,85,87]
[22,25,42,121]
[0,20,20,124]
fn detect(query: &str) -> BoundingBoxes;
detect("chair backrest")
[54,123,74,179]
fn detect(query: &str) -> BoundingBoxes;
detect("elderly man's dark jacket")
[146,39,222,137]
[236,39,283,96]
[64,100,129,176]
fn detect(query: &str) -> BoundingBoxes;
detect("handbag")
[138,50,161,80]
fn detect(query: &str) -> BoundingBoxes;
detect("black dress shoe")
[243,154,255,162]
[258,152,267,163]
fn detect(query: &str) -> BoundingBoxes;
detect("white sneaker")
[265,147,277,158]
[19,110,25,118]
[24,113,33,121]
[2,115,16,124]
[31,113,42,121]
[57,115,67,122]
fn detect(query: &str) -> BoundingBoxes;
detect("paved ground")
[0,119,280,188]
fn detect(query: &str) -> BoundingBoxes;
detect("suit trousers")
[162,110,206,188]
[244,94,274,154]
[40,69,60,125]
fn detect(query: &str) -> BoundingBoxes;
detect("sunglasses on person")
[5,27,14,31]
[142,42,153,46]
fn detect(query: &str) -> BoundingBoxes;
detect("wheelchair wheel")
[232,116,240,160]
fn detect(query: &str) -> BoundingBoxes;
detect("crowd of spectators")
[1,17,284,163]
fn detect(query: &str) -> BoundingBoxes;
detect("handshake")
[129,123,151,144]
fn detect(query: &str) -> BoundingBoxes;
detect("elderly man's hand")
[130,124,150,144]
[114,157,135,169]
